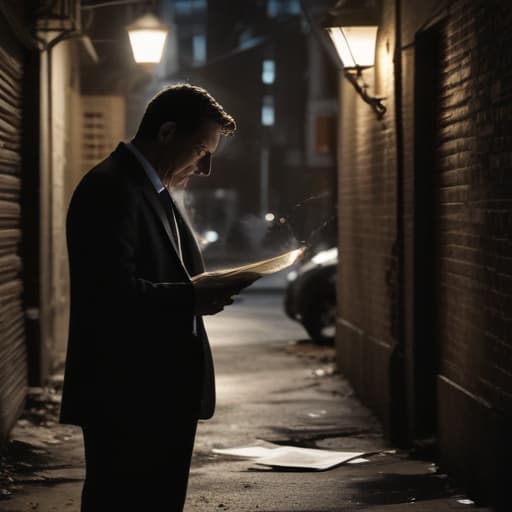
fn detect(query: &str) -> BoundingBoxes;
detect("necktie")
[158,189,182,260]
[159,189,198,333]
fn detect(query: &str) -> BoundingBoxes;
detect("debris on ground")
[0,371,73,501]
[285,339,336,364]
[21,377,64,427]
[311,365,336,378]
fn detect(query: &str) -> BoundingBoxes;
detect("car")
[284,246,337,345]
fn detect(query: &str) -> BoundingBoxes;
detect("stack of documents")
[213,444,368,471]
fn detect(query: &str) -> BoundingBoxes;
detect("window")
[174,0,206,15]
[288,0,301,15]
[267,0,301,17]
[192,34,206,65]
[261,96,275,126]
[262,59,275,84]
[267,0,279,17]
[174,1,192,15]
[314,115,336,154]
[239,28,254,49]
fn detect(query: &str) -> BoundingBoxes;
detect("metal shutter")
[0,44,27,440]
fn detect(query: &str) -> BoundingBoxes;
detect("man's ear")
[158,121,176,145]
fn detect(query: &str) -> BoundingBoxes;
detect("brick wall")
[435,0,512,414]
[433,2,512,501]
[336,0,512,503]
[336,0,398,431]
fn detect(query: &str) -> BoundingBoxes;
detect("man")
[60,84,243,511]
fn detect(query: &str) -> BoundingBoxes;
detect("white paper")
[457,499,475,505]
[192,248,304,284]
[254,446,365,471]
[212,446,278,458]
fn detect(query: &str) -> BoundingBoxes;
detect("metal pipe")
[81,0,149,11]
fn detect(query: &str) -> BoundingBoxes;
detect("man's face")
[159,119,222,188]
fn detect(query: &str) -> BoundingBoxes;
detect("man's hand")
[192,274,256,316]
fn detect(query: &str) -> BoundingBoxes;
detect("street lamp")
[323,0,385,119]
[127,13,169,64]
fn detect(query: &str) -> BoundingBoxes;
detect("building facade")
[0,1,82,442]
[0,3,29,442]
[334,0,512,507]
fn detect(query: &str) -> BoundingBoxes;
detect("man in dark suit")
[60,84,242,511]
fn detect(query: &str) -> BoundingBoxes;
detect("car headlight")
[287,270,298,282]
[311,248,338,265]
[204,230,219,243]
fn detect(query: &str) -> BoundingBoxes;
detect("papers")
[213,444,367,471]
[254,446,365,471]
[192,248,304,285]
[212,446,276,458]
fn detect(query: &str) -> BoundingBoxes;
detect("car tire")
[302,291,336,345]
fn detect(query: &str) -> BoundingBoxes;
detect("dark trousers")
[81,420,197,512]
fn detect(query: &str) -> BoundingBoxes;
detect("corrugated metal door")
[0,44,27,440]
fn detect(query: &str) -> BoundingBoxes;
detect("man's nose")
[197,153,211,176]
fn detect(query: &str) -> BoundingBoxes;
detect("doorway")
[411,23,443,443]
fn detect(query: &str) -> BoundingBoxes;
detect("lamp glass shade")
[127,14,168,64]
[327,26,378,68]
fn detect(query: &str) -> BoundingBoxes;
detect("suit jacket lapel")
[111,143,195,278]
[141,186,191,276]
[172,200,205,276]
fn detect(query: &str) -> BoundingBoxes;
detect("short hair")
[135,84,236,141]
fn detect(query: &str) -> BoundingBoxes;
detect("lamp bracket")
[344,66,386,120]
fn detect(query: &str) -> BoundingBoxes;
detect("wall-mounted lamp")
[81,1,169,66]
[126,13,169,64]
[324,1,386,119]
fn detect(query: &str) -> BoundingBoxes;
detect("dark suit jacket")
[59,143,215,429]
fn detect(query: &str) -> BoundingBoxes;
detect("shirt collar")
[125,141,165,194]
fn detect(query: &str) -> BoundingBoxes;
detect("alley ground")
[0,291,491,511]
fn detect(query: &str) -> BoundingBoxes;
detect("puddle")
[267,425,379,448]
[349,472,458,505]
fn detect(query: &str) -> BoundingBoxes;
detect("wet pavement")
[0,292,491,511]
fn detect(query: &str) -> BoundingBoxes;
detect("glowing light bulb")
[127,14,168,64]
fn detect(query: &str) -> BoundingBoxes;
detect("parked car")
[284,246,337,345]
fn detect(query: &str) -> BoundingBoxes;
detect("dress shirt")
[125,141,165,193]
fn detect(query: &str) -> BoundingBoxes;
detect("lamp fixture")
[324,1,386,119]
[326,26,378,68]
[126,13,169,64]
[80,1,169,66]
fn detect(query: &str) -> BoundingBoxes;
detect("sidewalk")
[186,334,490,512]
[0,293,491,511]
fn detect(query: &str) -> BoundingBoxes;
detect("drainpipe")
[388,0,407,447]
[38,31,74,384]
